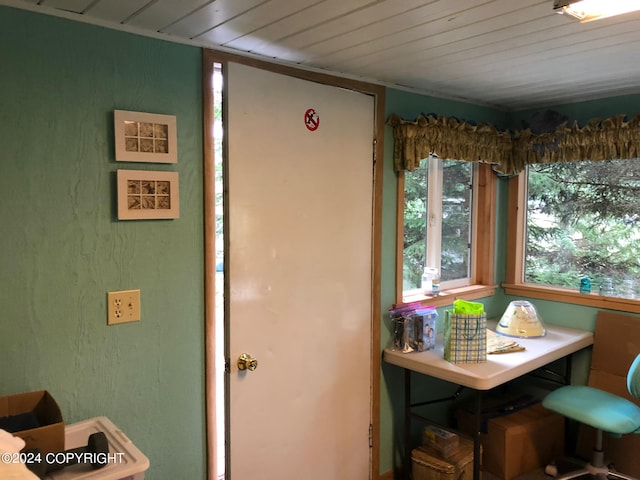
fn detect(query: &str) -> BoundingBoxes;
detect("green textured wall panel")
[0,7,205,479]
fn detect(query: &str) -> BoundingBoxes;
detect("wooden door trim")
[202,48,385,480]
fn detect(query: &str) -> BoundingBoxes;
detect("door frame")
[202,48,385,480]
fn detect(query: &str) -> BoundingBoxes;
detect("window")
[397,159,496,306]
[403,156,474,290]
[504,159,640,313]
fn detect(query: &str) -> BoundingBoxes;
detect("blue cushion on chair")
[543,385,640,435]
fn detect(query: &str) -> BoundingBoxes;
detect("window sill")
[502,283,640,314]
[399,284,497,308]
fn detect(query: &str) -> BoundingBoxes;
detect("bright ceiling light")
[554,0,640,22]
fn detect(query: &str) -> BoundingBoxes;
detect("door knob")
[238,353,258,371]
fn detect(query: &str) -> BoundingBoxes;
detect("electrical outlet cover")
[107,289,141,325]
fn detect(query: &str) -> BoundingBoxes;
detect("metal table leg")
[404,368,412,480]
[403,368,467,480]
[473,389,482,480]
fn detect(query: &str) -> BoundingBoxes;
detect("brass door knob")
[238,353,258,371]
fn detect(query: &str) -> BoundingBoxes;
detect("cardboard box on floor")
[458,402,564,480]
[576,311,640,478]
[0,390,65,454]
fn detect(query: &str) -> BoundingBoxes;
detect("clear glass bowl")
[496,300,546,338]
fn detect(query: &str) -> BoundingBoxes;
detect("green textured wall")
[0,7,205,479]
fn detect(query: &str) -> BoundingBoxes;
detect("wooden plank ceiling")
[5,0,640,111]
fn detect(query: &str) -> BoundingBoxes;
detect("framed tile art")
[117,170,179,220]
[114,110,177,163]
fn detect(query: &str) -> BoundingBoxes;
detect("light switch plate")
[107,289,141,325]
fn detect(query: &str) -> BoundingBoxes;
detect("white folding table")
[383,322,594,480]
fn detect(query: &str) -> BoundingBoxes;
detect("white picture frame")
[114,110,177,163]
[117,170,179,220]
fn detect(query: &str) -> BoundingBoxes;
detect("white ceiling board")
[224,0,395,54]
[5,0,640,111]
[317,1,554,71]
[83,0,152,24]
[486,50,640,96]
[162,0,268,38]
[419,53,640,108]
[276,0,502,64]
[376,26,584,79]
[388,19,605,75]
[419,27,640,85]
[268,0,436,53]
[357,17,640,106]
[123,0,211,30]
[41,0,94,13]
[385,22,573,80]
[194,0,327,47]
[212,0,324,46]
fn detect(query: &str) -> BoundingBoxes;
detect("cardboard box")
[412,436,475,480]
[423,424,459,458]
[590,311,640,377]
[458,402,564,480]
[576,311,640,478]
[0,390,64,455]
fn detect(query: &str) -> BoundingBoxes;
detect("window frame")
[395,161,497,307]
[503,171,640,314]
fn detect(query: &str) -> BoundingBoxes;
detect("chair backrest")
[628,353,640,399]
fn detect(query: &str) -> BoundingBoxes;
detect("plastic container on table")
[46,416,149,480]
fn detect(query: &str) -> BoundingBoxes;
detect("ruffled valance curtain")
[511,114,640,174]
[388,113,640,176]
[386,113,513,173]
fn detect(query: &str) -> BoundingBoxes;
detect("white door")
[226,62,374,480]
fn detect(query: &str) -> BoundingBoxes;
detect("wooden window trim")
[395,162,496,306]
[504,172,640,313]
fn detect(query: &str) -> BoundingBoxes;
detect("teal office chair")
[542,353,640,480]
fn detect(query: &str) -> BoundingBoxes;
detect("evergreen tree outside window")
[525,159,640,298]
[403,156,475,296]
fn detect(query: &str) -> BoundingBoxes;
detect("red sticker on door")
[304,108,320,131]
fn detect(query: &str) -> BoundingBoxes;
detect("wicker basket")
[412,436,476,480]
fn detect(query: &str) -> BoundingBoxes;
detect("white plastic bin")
[46,416,149,480]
